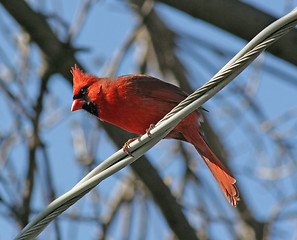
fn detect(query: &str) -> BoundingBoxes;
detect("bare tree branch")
[0,0,79,79]
[156,0,297,68]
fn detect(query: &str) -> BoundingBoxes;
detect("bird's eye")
[73,85,89,100]
[80,86,89,95]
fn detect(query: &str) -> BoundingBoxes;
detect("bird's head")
[71,65,99,117]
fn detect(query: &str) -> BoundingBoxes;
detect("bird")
[71,65,240,206]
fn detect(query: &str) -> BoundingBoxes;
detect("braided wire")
[17,190,92,240]
[14,10,297,240]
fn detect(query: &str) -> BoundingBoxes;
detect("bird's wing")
[120,75,207,112]
[124,75,188,103]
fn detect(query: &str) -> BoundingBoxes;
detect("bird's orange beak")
[71,99,86,112]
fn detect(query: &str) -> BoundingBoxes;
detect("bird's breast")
[97,91,174,135]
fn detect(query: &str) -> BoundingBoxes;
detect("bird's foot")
[123,137,139,157]
[146,124,155,138]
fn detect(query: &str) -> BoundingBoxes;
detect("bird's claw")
[146,124,155,138]
[123,137,139,157]
[123,125,154,156]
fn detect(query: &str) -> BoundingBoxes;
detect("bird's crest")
[71,65,98,95]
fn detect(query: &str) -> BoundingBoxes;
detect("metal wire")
[14,7,297,240]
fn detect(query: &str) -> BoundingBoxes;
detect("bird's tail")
[183,129,240,206]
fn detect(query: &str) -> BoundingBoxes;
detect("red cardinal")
[71,65,240,206]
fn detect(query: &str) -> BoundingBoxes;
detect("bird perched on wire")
[71,65,240,206]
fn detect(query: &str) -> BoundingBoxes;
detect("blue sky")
[1,1,297,239]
